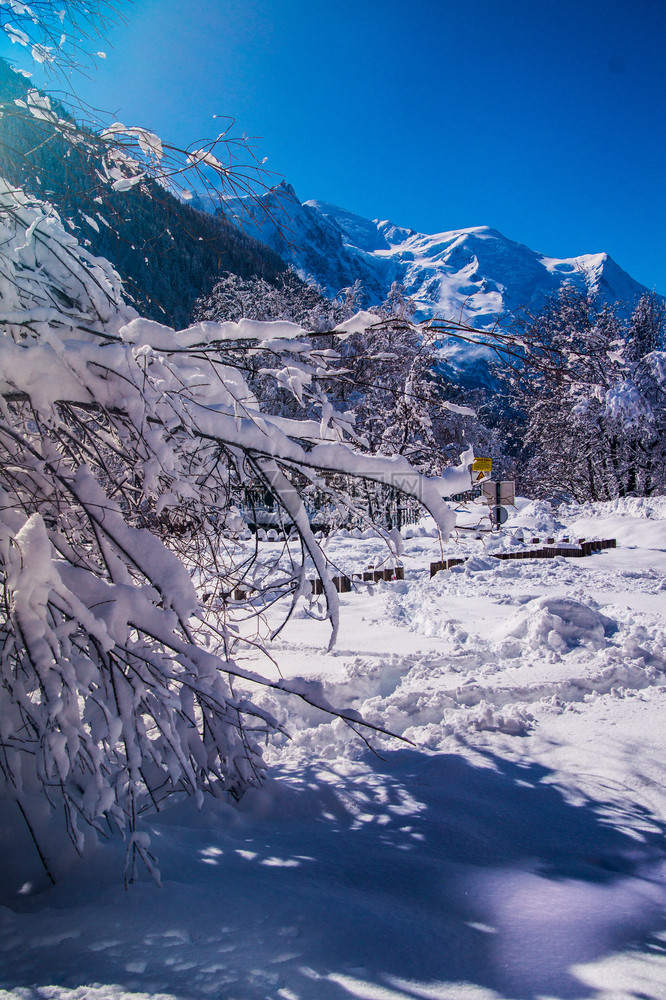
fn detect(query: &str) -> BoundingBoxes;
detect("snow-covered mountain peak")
[220,183,654,329]
[304,199,393,253]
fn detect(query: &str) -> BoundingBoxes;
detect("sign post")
[481,480,515,528]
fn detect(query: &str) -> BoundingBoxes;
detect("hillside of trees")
[0,58,287,328]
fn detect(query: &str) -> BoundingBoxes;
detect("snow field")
[246,500,666,754]
[2,498,666,1000]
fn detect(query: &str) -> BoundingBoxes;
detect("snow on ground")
[2,498,666,1000]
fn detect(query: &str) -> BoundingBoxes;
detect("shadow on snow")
[2,748,666,1000]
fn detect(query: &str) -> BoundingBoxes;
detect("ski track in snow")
[2,498,666,1000]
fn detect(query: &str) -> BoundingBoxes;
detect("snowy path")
[2,499,666,1000]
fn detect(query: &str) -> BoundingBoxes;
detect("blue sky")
[2,0,665,293]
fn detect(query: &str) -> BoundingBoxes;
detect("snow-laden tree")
[0,180,474,883]
[0,3,483,883]
[510,288,666,500]
[335,287,485,474]
[195,273,494,526]
[626,290,665,361]
[191,270,350,434]
[192,269,343,331]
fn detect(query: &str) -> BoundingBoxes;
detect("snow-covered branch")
[0,189,474,880]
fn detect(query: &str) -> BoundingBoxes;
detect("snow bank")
[500,595,616,651]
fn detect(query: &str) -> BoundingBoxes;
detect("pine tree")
[511,288,666,499]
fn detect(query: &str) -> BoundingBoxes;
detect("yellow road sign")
[472,456,492,481]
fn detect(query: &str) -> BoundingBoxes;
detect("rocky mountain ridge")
[219,181,654,326]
